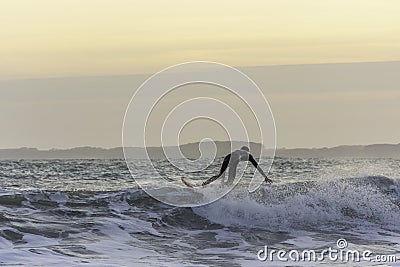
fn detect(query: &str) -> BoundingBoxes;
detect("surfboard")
[180,177,194,188]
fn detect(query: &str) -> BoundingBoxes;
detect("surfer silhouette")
[201,146,273,186]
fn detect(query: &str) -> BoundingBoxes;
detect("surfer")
[202,146,273,186]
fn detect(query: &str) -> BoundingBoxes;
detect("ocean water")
[0,158,399,266]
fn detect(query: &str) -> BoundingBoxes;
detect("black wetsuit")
[202,149,264,186]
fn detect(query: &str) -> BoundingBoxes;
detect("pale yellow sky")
[1,1,399,149]
[1,0,399,79]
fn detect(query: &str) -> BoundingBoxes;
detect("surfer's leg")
[218,154,230,176]
[227,162,237,185]
[202,154,231,186]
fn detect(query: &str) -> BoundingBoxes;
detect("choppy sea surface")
[0,158,399,266]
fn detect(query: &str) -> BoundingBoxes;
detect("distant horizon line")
[1,60,399,82]
[2,141,399,151]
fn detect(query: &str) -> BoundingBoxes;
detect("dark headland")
[0,142,399,160]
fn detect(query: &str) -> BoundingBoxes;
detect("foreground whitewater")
[0,158,399,266]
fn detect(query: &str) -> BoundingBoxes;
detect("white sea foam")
[194,178,400,231]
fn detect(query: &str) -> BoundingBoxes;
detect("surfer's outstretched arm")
[248,154,273,184]
[202,154,231,186]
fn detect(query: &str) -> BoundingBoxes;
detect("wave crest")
[193,176,400,231]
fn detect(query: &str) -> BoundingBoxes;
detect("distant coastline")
[0,142,399,160]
